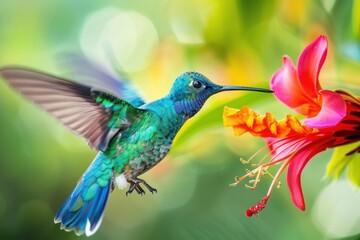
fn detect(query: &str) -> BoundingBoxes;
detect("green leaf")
[353,0,360,40]
[326,142,360,187]
[348,153,360,187]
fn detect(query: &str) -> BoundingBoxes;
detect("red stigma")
[245,209,253,217]
[245,196,269,217]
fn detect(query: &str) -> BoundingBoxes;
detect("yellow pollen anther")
[245,184,254,189]
[240,158,249,164]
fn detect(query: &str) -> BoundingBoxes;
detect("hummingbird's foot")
[126,182,135,196]
[134,183,145,195]
[139,179,157,194]
[126,181,145,195]
[125,178,157,195]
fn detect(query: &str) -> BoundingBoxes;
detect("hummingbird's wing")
[62,54,146,107]
[0,67,145,151]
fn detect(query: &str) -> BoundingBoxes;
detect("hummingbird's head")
[169,71,272,119]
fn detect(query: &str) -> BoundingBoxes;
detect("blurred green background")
[0,0,360,239]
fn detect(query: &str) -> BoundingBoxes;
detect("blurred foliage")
[0,0,360,239]
[327,142,360,187]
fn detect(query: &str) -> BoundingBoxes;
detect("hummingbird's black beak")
[219,85,274,93]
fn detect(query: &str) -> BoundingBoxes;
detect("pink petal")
[297,35,328,99]
[267,137,307,161]
[303,90,346,128]
[287,141,328,210]
[271,56,313,115]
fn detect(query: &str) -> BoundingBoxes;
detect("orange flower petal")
[223,106,315,138]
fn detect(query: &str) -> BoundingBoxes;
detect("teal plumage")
[0,58,272,236]
[54,153,113,235]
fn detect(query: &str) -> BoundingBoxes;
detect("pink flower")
[271,35,346,128]
[224,35,360,215]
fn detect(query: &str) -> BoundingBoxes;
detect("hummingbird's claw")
[126,190,135,196]
[125,178,157,195]
[126,181,144,195]
[138,178,157,194]
[134,184,145,195]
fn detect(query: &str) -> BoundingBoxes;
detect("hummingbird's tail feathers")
[54,153,114,236]
[54,182,110,236]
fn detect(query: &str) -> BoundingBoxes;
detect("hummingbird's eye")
[192,80,202,89]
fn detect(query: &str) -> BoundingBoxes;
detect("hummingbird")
[0,57,272,236]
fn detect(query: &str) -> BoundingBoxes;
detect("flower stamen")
[267,157,292,197]
[245,195,269,217]
[245,168,263,189]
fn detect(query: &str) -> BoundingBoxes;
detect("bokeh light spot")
[80,7,159,72]
[169,0,213,44]
[312,180,360,238]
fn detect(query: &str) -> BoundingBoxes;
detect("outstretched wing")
[62,54,146,107]
[0,67,144,151]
